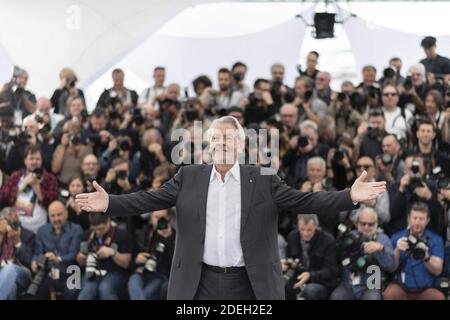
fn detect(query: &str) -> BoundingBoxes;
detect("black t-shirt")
[81,226,133,274]
[420,55,450,76]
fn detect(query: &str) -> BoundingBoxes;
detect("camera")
[303,90,313,103]
[116,170,128,180]
[8,219,20,231]
[283,258,304,285]
[297,136,309,149]
[383,66,396,79]
[271,80,283,96]
[69,134,81,146]
[80,241,117,280]
[232,72,243,82]
[139,176,153,190]
[26,255,49,296]
[89,132,102,146]
[32,168,43,180]
[381,153,393,166]
[349,92,367,113]
[366,124,378,139]
[432,166,449,190]
[337,92,347,102]
[404,76,413,91]
[407,234,428,260]
[118,139,131,151]
[333,148,346,163]
[130,108,144,126]
[136,242,166,274]
[157,216,169,230]
[409,160,423,191]
[108,90,121,108]
[59,189,70,203]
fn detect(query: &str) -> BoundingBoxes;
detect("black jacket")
[286,229,337,289]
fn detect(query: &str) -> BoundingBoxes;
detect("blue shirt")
[34,222,83,270]
[391,229,444,289]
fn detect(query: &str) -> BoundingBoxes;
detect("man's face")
[151,209,169,229]
[307,162,325,184]
[408,210,429,235]
[411,70,423,86]
[91,222,110,237]
[112,72,124,88]
[82,155,99,176]
[271,66,284,82]
[69,178,84,196]
[424,46,436,59]
[356,157,375,179]
[70,98,84,117]
[382,136,399,156]
[0,116,13,130]
[49,207,68,230]
[369,115,385,132]
[24,152,42,172]
[166,85,180,101]
[404,157,425,176]
[256,81,271,94]
[280,107,297,128]
[363,69,376,85]
[315,73,330,91]
[23,119,39,136]
[37,99,51,114]
[357,211,378,238]
[425,95,438,114]
[209,122,240,165]
[153,69,165,87]
[382,87,399,109]
[218,72,231,91]
[298,219,317,242]
[306,53,318,70]
[16,73,28,88]
[416,124,435,146]
[299,127,318,153]
[91,116,107,132]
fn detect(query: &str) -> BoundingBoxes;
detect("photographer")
[298,51,320,81]
[399,64,427,113]
[330,208,394,300]
[138,129,168,179]
[314,72,333,106]
[77,213,133,300]
[51,119,93,187]
[32,201,83,299]
[386,155,444,236]
[138,66,166,107]
[282,120,329,188]
[326,136,356,191]
[0,207,34,299]
[96,69,138,112]
[327,86,364,138]
[358,108,387,161]
[244,78,276,124]
[283,214,337,300]
[269,63,295,111]
[381,85,412,141]
[82,108,110,157]
[231,61,250,97]
[81,154,101,192]
[171,98,211,132]
[50,68,85,117]
[351,157,390,226]
[357,66,381,102]
[412,117,448,176]
[424,89,446,134]
[0,145,58,234]
[128,209,175,300]
[199,68,244,115]
[64,177,90,230]
[52,95,88,143]
[292,76,327,125]
[103,158,137,196]
[384,202,445,300]
[0,67,36,118]
[34,97,64,134]
[376,134,405,185]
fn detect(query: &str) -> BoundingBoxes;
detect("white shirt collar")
[210,161,240,183]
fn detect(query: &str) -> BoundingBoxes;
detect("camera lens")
[119,140,130,151]
[32,168,43,180]
[70,134,81,146]
[298,136,309,148]
[381,153,393,165]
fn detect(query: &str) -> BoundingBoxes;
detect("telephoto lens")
[381,153,393,166]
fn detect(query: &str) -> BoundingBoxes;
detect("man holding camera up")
[128,209,175,300]
[376,134,405,186]
[283,214,337,300]
[31,201,83,299]
[331,207,394,300]
[96,69,138,112]
[384,202,445,300]
[244,78,276,124]
[0,207,35,300]
[358,108,387,161]
[0,145,58,234]
[386,155,444,236]
[77,213,133,300]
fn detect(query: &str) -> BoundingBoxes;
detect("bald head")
[36,97,52,113]
[382,135,400,156]
[48,201,68,231]
[23,115,39,135]
[280,103,298,128]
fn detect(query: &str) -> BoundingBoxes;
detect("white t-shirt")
[382,106,413,140]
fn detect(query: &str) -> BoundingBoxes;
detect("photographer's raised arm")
[76,167,183,217]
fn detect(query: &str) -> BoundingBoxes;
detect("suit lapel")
[197,164,213,238]
[240,165,256,237]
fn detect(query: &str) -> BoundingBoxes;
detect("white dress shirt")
[202,162,245,267]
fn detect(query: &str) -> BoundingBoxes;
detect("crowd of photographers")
[0,35,449,300]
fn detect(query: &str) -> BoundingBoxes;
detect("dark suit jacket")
[105,164,356,300]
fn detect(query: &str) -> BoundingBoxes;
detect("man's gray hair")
[356,207,379,223]
[307,156,326,172]
[207,115,246,143]
[299,120,318,133]
[298,214,319,226]
[408,63,426,82]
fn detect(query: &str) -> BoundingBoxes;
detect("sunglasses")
[359,221,376,227]
[383,92,398,97]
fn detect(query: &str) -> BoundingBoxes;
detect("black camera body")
[116,170,128,181]
[407,234,429,261]
[381,153,393,166]
[337,224,375,273]
[432,166,449,190]
[32,168,43,180]
[69,134,81,146]
[366,124,379,139]
[297,136,309,149]
[26,254,49,296]
[283,258,305,285]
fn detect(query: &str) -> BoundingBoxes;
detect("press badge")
[351,273,361,286]
[50,268,60,280]
[401,272,406,284]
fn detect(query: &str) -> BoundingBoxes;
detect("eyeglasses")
[316,78,327,81]
[359,221,376,227]
[356,164,374,170]
[383,92,398,97]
